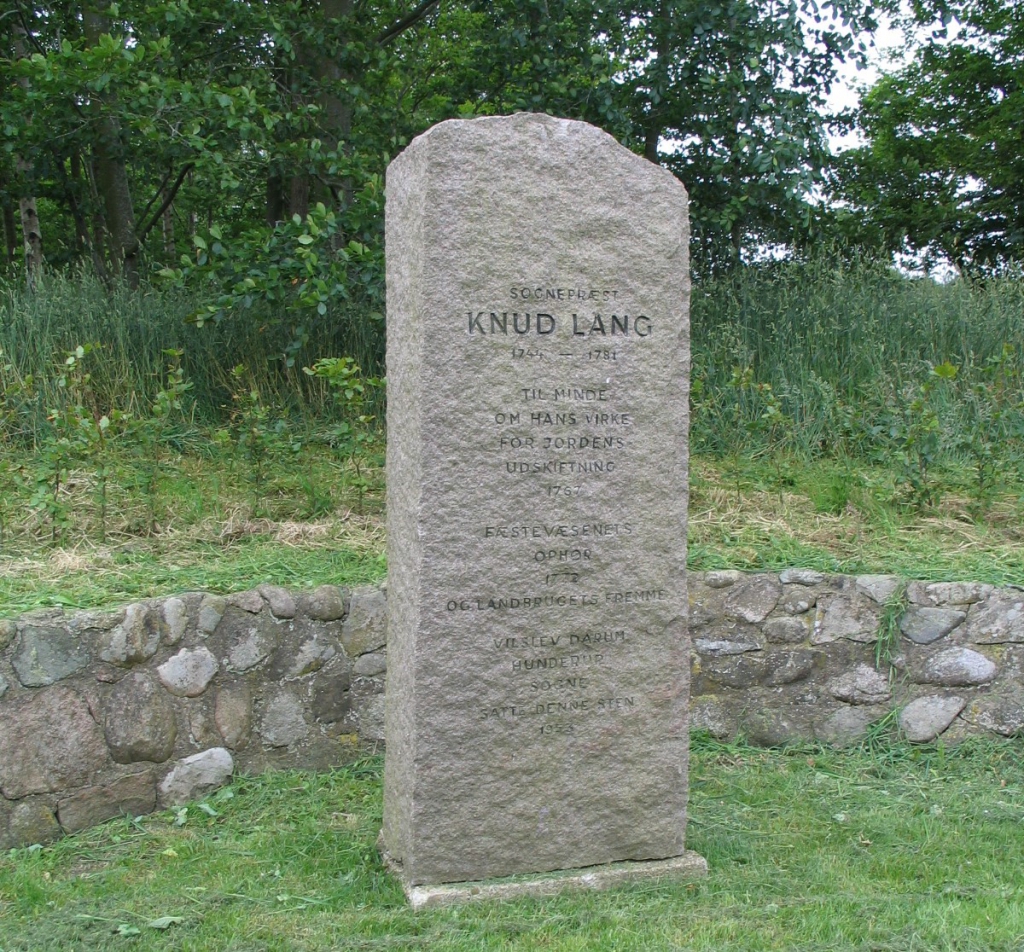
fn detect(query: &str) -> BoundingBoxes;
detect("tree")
[2,0,880,289]
[609,0,877,273]
[832,0,1024,273]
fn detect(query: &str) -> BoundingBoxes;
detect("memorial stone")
[383,113,702,902]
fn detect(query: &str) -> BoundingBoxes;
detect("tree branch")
[138,166,176,227]
[137,163,194,245]
[376,0,440,47]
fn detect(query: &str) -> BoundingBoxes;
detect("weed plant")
[0,257,1022,613]
[691,254,1024,509]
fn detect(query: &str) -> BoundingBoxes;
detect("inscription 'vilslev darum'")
[382,113,701,899]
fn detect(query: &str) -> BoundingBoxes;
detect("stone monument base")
[379,842,708,910]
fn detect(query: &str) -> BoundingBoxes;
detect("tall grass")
[2,256,1021,472]
[0,270,385,432]
[690,254,1024,464]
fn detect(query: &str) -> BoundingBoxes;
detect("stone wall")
[3,571,1023,849]
[690,570,1024,746]
[0,585,387,850]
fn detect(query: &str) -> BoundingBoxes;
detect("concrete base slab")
[383,849,709,910]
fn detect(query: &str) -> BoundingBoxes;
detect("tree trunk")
[12,23,43,287]
[16,180,43,286]
[644,0,672,165]
[162,204,175,261]
[83,6,139,287]
[2,193,17,265]
[305,0,354,214]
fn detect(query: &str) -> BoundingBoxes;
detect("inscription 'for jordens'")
[467,312,653,336]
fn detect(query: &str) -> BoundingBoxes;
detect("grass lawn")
[2,452,1023,620]
[2,738,1024,951]
[3,445,1024,949]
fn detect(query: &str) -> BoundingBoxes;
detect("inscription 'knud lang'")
[467,312,653,337]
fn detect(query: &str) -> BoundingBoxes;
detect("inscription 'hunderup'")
[467,312,652,336]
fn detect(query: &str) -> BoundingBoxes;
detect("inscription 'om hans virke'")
[382,113,703,900]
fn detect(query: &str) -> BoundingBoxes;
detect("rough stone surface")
[813,593,881,644]
[763,649,819,686]
[9,569,1024,850]
[694,638,761,657]
[227,589,264,613]
[157,647,219,697]
[817,705,885,745]
[764,617,811,644]
[104,672,178,764]
[0,618,16,651]
[186,697,220,750]
[7,799,61,847]
[300,585,346,622]
[704,570,742,589]
[0,687,108,798]
[359,693,387,743]
[162,597,189,644]
[311,668,353,722]
[779,569,825,586]
[743,709,816,746]
[353,652,387,677]
[283,634,337,678]
[214,684,252,748]
[57,772,156,833]
[690,698,737,739]
[341,587,388,656]
[158,747,234,807]
[900,607,967,644]
[197,595,227,634]
[12,613,90,686]
[699,655,766,689]
[67,608,123,638]
[917,647,997,686]
[259,584,297,619]
[910,581,993,606]
[899,695,966,742]
[99,602,163,665]
[965,595,1024,644]
[400,852,708,910]
[724,576,782,624]
[216,606,279,673]
[260,693,309,747]
[828,664,891,704]
[855,575,902,604]
[383,114,692,886]
[967,695,1024,737]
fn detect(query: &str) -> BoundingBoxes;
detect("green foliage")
[304,356,384,513]
[613,0,876,271]
[954,344,1024,511]
[875,579,908,670]
[165,201,384,360]
[883,361,959,509]
[130,347,193,530]
[225,364,296,518]
[831,0,1024,273]
[690,254,1024,508]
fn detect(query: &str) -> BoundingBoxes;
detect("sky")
[824,14,910,151]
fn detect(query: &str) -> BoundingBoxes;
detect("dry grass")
[688,457,1024,583]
